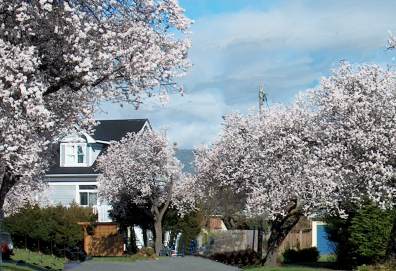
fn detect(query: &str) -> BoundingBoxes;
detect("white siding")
[94,205,112,222]
[46,185,77,205]
[60,144,65,167]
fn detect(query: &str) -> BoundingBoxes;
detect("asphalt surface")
[64,256,240,271]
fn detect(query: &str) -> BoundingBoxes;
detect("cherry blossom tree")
[310,64,396,210]
[309,63,396,261]
[196,63,396,265]
[96,131,193,255]
[195,107,336,265]
[0,0,191,216]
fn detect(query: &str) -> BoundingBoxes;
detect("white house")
[42,119,151,223]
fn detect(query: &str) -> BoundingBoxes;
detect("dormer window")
[61,143,87,167]
[77,145,84,163]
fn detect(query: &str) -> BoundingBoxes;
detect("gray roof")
[47,119,148,176]
[94,119,149,141]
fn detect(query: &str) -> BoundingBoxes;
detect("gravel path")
[64,256,240,271]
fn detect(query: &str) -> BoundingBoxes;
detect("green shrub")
[349,204,394,263]
[356,262,396,271]
[326,203,395,268]
[164,209,203,255]
[138,247,155,258]
[4,203,96,257]
[210,249,260,267]
[282,247,319,263]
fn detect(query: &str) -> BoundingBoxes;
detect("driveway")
[64,256,240,271]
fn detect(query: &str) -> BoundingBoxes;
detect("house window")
[62,143,87,166]
[77,146,84,163]
[79,192,98,207]
[65,145,76,165]
[79,185,97,190]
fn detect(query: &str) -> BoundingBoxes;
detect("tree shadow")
[3,259,62,271]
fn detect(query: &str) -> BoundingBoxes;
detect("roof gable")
[46,119,150,176]
[93,119,149,142]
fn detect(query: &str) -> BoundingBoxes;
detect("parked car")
[0,232,13,259]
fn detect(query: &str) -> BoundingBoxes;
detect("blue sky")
[97,0,396,148]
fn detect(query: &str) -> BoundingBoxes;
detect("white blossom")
[96,130,194,254]
[0,0,191,212]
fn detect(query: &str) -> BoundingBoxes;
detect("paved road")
[65,256,240,271]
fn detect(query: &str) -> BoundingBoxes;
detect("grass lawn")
[0,263,36,271]
[10,248,66,271]
[318,254,336,263]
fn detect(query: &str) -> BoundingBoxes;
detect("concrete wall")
[203,230,260,254]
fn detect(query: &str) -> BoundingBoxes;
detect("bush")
[3,203,96,258]
[210,249,260,267]
[356,262,396,271]
[283,247,319,263]
[164,209,203,255]
[325,203,395,268]
[349,205,394,263]
[138,247,155,258]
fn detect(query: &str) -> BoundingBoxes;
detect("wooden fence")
[203,217,314,255]
[278,228,312,253]
[79,222,124,256]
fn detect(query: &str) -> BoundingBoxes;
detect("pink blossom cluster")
[195,63,396,220]
[0,0,191,210]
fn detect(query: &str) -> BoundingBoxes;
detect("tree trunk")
[386,216,396,262]
[265,246,280,266]
[151,181,174,256]
[154,220,163,256]
[263,200,303,266]
[0,166,20,216]
[257,227,263,259]
[142,227,148,247]
[169,231,177,248]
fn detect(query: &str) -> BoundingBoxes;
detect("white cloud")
[98,0,396,148]
[97,89,231,148]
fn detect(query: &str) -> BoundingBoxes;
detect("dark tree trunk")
[257,227,263,259]
[154,219,163,256]
[386,216,396,262]
[128,226,138,254]
[262,200,303,266]
[169,231,177,248]
[151,182,173,256]
[0,167,20,216]
[223,216,236,230]
[142,227,148,247]
[0,166,20,264]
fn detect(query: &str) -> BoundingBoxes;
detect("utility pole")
[258,83,268,114]
[257,84,267,260]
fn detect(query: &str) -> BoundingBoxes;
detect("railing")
[92,205,112,222]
